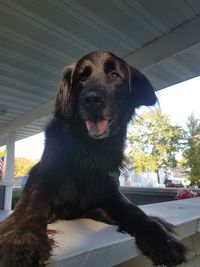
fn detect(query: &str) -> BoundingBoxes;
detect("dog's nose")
[83,91,104,109]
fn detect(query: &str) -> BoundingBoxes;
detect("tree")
[14,157,37,177]
[0,150,5,158]
[127,109,184,183]
[183,114,200,185]
[0,151,37,178]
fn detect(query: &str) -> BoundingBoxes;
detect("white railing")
[47,197,200,267]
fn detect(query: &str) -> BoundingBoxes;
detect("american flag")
[0,157,4,177]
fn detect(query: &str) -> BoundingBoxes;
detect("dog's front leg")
[0,185,52,267]
[102,192,186,267]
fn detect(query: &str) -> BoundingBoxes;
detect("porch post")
[3,132,15,210]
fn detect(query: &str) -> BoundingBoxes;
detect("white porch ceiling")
[0,0,200,146]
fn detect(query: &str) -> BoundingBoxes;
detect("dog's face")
[56,51,157,139]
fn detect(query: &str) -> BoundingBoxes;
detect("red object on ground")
[176,189,199,200]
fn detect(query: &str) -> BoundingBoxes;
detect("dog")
[0,51,186,266]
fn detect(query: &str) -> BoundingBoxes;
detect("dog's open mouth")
[85,119,111,139]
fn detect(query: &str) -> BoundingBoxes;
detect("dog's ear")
[130,67,157,108]
[55,64,76,119]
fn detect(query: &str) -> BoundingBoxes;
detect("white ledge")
[0,198,199,266]
[46,198,200,267]
[47,219,137,267]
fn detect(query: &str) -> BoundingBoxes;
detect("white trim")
[2,132,15,211]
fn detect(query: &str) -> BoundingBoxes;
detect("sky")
[0,76,200,160]
[156,76,200,126]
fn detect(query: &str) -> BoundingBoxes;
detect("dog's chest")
[73,138,123,173]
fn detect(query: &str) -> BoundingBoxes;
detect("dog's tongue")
[85,120,108,136]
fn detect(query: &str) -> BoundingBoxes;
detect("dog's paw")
[135,218,186,267]
[0,230,52,267]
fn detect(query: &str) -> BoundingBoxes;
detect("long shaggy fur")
[0,51,186,267]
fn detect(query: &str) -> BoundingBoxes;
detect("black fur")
[0,51,186,267]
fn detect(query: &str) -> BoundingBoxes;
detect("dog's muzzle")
[81,90,112,139]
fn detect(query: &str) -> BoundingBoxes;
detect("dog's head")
[56,51,157,139]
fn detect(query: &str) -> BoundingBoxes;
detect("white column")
[2,132,15,210]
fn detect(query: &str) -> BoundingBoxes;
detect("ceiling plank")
[0,99,54,136]
[125,16,200,70]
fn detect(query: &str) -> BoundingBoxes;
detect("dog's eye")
[79,76,87,83]
[109,72,121,81]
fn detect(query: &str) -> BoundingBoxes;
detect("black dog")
[0,51,186,266]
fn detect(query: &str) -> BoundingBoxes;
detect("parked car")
[164,178,184,188]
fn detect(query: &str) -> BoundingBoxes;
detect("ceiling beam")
[125,16,200,70]
[0,98,55,137]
